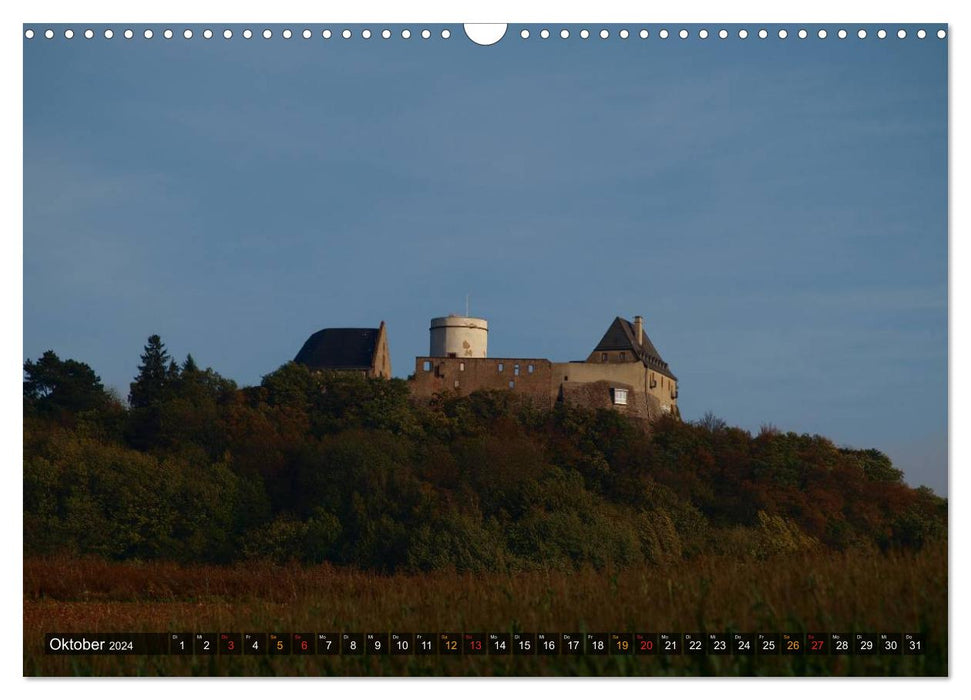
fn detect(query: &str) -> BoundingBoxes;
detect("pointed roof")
[592,316,677,380]
[294,328,380,371]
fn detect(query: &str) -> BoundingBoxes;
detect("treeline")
[23,338,946,571]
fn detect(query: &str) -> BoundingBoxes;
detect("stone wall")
[409,356,678,418]
[410,357,555,408]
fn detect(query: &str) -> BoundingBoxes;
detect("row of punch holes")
[24,26,948,42]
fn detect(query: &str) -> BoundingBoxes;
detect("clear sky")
[23,24,947,494]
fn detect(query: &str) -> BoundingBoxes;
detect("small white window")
[454,380,459,388]
[459,362,465,371]
[514,364,520,376]
[509,380,515,389]
[527,364,534,374]
[422,360,431,372]
[612,388,628,405]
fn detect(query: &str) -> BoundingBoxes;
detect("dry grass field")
[23,544,946,676]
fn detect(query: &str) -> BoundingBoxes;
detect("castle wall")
[558,380,662,420]
[553,361,678,415]
[411,357,554,407]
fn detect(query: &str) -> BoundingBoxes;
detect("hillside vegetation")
[23,341,946,571]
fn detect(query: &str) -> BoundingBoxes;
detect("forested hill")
[23,340,946,571]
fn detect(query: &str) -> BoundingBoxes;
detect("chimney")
[633,315,644,346]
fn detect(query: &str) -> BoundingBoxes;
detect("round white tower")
[430,315,488,358]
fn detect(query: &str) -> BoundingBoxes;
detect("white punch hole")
[464,24,506,46]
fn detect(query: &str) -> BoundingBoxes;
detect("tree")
[129,335,176,409]
[24,350,110,417]
[696,411,727,433]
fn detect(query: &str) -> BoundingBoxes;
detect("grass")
[23,543,947,676]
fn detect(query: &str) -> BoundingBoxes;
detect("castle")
[294,314,679,419]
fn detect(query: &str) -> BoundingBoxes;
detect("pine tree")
[182,353,200,375]
[129,334,173,409]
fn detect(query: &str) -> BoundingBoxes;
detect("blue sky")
[23,24,947,494]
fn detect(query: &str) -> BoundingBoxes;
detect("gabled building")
[582,315,679,413]
[294,321,391,379]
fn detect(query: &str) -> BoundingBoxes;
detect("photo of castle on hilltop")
[294,314,679,419]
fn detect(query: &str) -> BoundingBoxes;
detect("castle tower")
[429,314,488,358]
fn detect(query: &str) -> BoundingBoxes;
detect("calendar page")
[21,8,949,681]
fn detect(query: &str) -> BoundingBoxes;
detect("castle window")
[422,360,432,372]
[509,380,515,389]
[459,362,465,372]
[454,380,460,388]
[527,364,534,374]
[612,388,628,405]
[498,363,504,373]
[447,352,457,358]
[514,364,520,376]
[601,352,608,362]
[564,375,569,381]
[620,351,626,361]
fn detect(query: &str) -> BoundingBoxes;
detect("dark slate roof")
[592,316,677,380]
[294,328,378,370]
